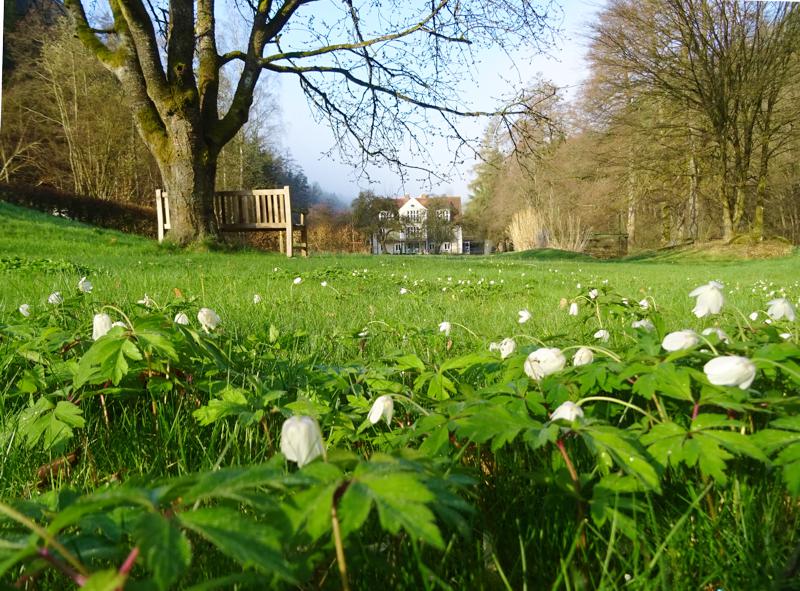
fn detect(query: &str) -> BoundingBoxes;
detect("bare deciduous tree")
[64,0,556,243]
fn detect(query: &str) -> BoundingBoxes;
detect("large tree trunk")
[722,192,734,242]
[626,171,636,246]
[157,128,219,244]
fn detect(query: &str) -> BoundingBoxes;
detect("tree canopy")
[63,0,557,243]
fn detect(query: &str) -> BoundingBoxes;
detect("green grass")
[1,202,799,590]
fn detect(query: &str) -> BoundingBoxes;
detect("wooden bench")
[156,187,308,256]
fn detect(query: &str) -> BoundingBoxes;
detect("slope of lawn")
[1,201,799,590]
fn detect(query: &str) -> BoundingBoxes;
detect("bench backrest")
[156,186,297,255]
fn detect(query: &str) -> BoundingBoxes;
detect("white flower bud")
[662,329,699,352]
[550,401,584,423]
[573,347,593,367]
[703,356,756,390]
[594,329,610,342]
[280,416,324,467]
[92,313,113,341]
[197,307,221,332]
[78,276,93,293]
[368,395,394,426]
[524,348,566,380]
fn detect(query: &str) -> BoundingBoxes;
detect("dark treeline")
[465,0,800,251]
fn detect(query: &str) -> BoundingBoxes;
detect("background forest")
[465,0,800,252]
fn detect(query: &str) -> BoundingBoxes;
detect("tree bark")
[158,134,219,244]
[722,191,734,242]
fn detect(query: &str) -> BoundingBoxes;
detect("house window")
[378,210,392,220]
[442,242,451,252]
[394,243,402,254]
[464,241,471,254]
[437,209,450,221]
[406,226,419,236]
[405,207,423,222]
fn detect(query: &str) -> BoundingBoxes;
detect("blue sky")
[272,0,605,203]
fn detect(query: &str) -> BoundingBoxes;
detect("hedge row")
[0,183,157,238]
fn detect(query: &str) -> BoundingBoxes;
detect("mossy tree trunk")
[64,0,269,245]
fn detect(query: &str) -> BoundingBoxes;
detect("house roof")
[395,195,462,212]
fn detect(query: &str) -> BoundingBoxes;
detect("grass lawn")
[1,201,799,590]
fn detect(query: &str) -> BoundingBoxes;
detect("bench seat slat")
[221,223,289,231]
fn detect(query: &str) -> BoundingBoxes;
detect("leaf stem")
[556,439,579,484]
[331,502,351,591]
[451,322,479,339]
[556,439,586,548]
[575,396,659,423]
[0,501,89,578]
[756,357,800,382]
[395,393,431,416]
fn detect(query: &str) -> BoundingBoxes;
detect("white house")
[371,195,464,254]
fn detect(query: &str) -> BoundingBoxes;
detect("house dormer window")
[437,209,450,221]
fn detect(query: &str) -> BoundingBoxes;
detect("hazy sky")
[273,0,604,203]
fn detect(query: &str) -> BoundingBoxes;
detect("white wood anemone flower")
[662,329,699,352]
[594,329,610,342]
[280,416,324,468]
[524,348,566,380]
[766,298,796,321]
[197,307,221,332]
[701,327,730,343]
[137,294,156,308]
[518,309,532,324]
[568,302,579,316]
[703,356,756,390]
[48,292,63,305]
[174,312,190,325]
[78,276,93,293]
[18,304,30,317]
[368,395,394,426]
[632,319,655,332]
[688,281,724,318]
[550,401,584,423]
[293,277,302,285]
[573,347,594,367]
[92,313,113,341]
[253,294,262,304]
[497,338,516,359]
